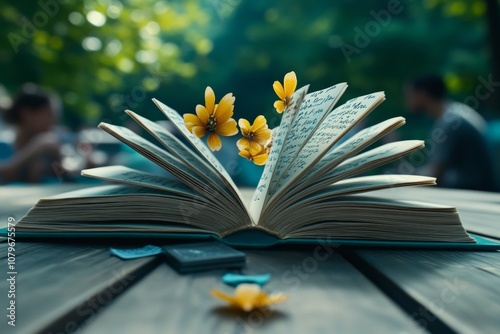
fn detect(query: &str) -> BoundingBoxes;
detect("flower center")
[284,96,292,106]
[248,131,255,140]
[206,115,217,132]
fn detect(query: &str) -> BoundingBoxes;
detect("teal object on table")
[110,245,163,259]
[222,273,271,286]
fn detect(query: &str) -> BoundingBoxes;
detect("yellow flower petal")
[184,113,203,126]
[184,113,204,132]
[274,100,285,113]
[237,137,262,151]
[273,80,285,100]
[265,293,288,304]
[207,132,222,151]
[253,128,272,144]
[238,118,251,136]
[238,149,252,160]
[284,71,297,97]
[192,125,207,138]
[251,115,267,132]
[205,86,216,114]
[195,105,210,124]
[253,153,269,166]
[211,290,236,304]
[215,93,235,124]
[234,284,262,312]
[211,284,286,312]
[216,118,238,136]
[237,138,250,151]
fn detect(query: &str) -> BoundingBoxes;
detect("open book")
[13,83,498,249]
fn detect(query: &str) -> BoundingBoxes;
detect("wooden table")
[1,185,499,334]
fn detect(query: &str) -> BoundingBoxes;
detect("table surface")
[1,184,499,334]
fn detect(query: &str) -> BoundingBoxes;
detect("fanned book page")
[13,79,495,249]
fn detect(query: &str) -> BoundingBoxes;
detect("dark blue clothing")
[428,102,496,191]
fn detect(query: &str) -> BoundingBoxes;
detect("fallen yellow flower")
[273,71,297,113]
[183,86,238,151]
[211,283,287,312]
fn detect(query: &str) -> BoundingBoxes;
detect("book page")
[125,110,227,187]
[273,117,406,206]
[98,123,218,195]
[268,83,348,193]
[152,98,248,212]
[305,174,436,200]
[82,165,200,198]
[249,85,309,222]
[262,140,426,226]
[271,92,385,197]
[305,116,406,181]
[315,140,425,188]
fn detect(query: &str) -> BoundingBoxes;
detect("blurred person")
[0,84,62,183]
[405,74,496,191]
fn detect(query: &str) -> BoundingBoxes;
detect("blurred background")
[0,0,499,189]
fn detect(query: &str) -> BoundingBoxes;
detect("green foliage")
[0,0,497,134]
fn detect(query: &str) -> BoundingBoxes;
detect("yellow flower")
[273,71,297,113]
[238,145,269,166]
[237,115,272,152]
[183,86,238,151]
[211,283,287,312]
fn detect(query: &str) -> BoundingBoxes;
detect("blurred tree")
[0,0,498,134]
[0,0,215,127]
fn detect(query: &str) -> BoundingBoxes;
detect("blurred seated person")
[0,84,62,183]
[405,74,496,191]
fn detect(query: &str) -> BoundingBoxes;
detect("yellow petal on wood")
[211,289,236,304]
[195,105,210,124]
[273,80,285,100]
[284,71,297,97]
[205,86,216,114]
[268,292,288,304]
[273,100,285,113]
[216,118,238,136]
[211,283,286,312]
[207,132,222,151]
[234,284,262,312]
[215,93,235,124]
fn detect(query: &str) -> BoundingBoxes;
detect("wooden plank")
[0,242,160,334]
[349,250,500,334]
[79,250,423,333]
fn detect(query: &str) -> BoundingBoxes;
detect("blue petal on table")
[222,273,271,286]
[110,245,163,260]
